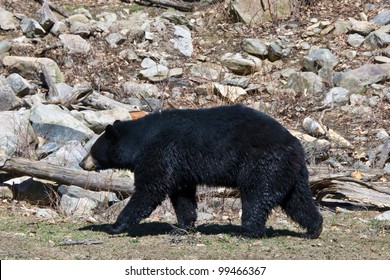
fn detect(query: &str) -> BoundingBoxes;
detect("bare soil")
[0,199,389,260]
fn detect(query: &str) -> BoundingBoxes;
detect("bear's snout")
[79,154,97,171]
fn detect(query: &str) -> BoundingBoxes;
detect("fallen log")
[81,91,140,112]
[134,0,194,12]
[0,157,135,196]
[1,157,389,209]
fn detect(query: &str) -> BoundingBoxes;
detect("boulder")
[221,52,262,75]
[302,48,339,73]
[335,64,390,93]
[29,103,95,145]
[0,111,37,158]
[2,56,64,83]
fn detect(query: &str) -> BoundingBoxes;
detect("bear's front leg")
[107,190,163,234]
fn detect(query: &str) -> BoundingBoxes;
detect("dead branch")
[134,0,194,12]
[34,0,69,18]
[58,239,103,246]
[81,91,141,112]
[0,157,135,196]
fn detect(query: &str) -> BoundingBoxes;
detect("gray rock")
[0,78,21,111]
[29,103,95,144]
[54,82,73,100]
[384,46,390,57]
[190,63,224,81]
[72,107,131,133]
[384,164,390,176]
[302,117,326,136]
[119,49,138,62]
[2,56,65,83]
[122,81,160,99]
[96,12,118,23]
[335,64,390,93]
[60,195,97,217]
[161,10,191,27]
[59,185,119,205]
[374,56,390,63]
[286,72,325,95]
[170,25,193,57]
[140,58,157,69]
[59,34,91,54]
[372,9,390,25]
[0,186,13,199]
[35,208,59,219]
[241,38,268,57]
[332,19,351,35]
[36,142,61,159]
[347,33,365,47]
[349,93,367,106]
[350,105,373,115]
[50,21,67,36]
[139,64,169,82]
[69,21,94,37]
[0,111,36,157]
[20,17,46,38]
[67,14,90,24]
[364,31,390,48]
[37,4,57,31]
[40,141,87,168]
[169,68,183,78]
[376,129,389,140]
[302,48,339,73]
[323,87,350,106]
[0,8,18,30]
[230,0,292,24]
[212,82,247,102]
[221,52,262,75]
[280,68,297,79]
[267,43,283,62]
[198,212,214,222]
[222,74,251,88]
[374,210,390,221]
[59,185,119,217]
[105,33,126,47]
[6,73,33,97]
[72,8,93,19]
[348,17,377,35]
[0,40,12,54]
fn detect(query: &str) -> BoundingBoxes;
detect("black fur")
[80,104,323,238]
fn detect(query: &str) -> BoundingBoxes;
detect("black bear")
[79,104,323,238]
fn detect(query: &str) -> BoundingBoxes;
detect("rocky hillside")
[0,0,389,220]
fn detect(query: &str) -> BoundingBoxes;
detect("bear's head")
[79,124,120,171]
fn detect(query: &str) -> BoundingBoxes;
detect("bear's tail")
[282,168,323,239]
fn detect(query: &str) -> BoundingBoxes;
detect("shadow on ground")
[79,222,304,238]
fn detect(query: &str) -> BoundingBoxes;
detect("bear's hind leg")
[281,185,323,239]
[169,185,197,235]
[239,191,271,238]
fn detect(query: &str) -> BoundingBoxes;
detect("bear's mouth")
[79,154,99,171]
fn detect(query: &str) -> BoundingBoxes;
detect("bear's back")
[120,105,297,158]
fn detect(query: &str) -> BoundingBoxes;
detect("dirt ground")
[0,199,389,260]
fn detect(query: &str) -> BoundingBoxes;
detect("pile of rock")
[0,2,389,220]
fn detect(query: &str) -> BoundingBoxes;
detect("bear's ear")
[105,124,119,141]
[113,120,121,125]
